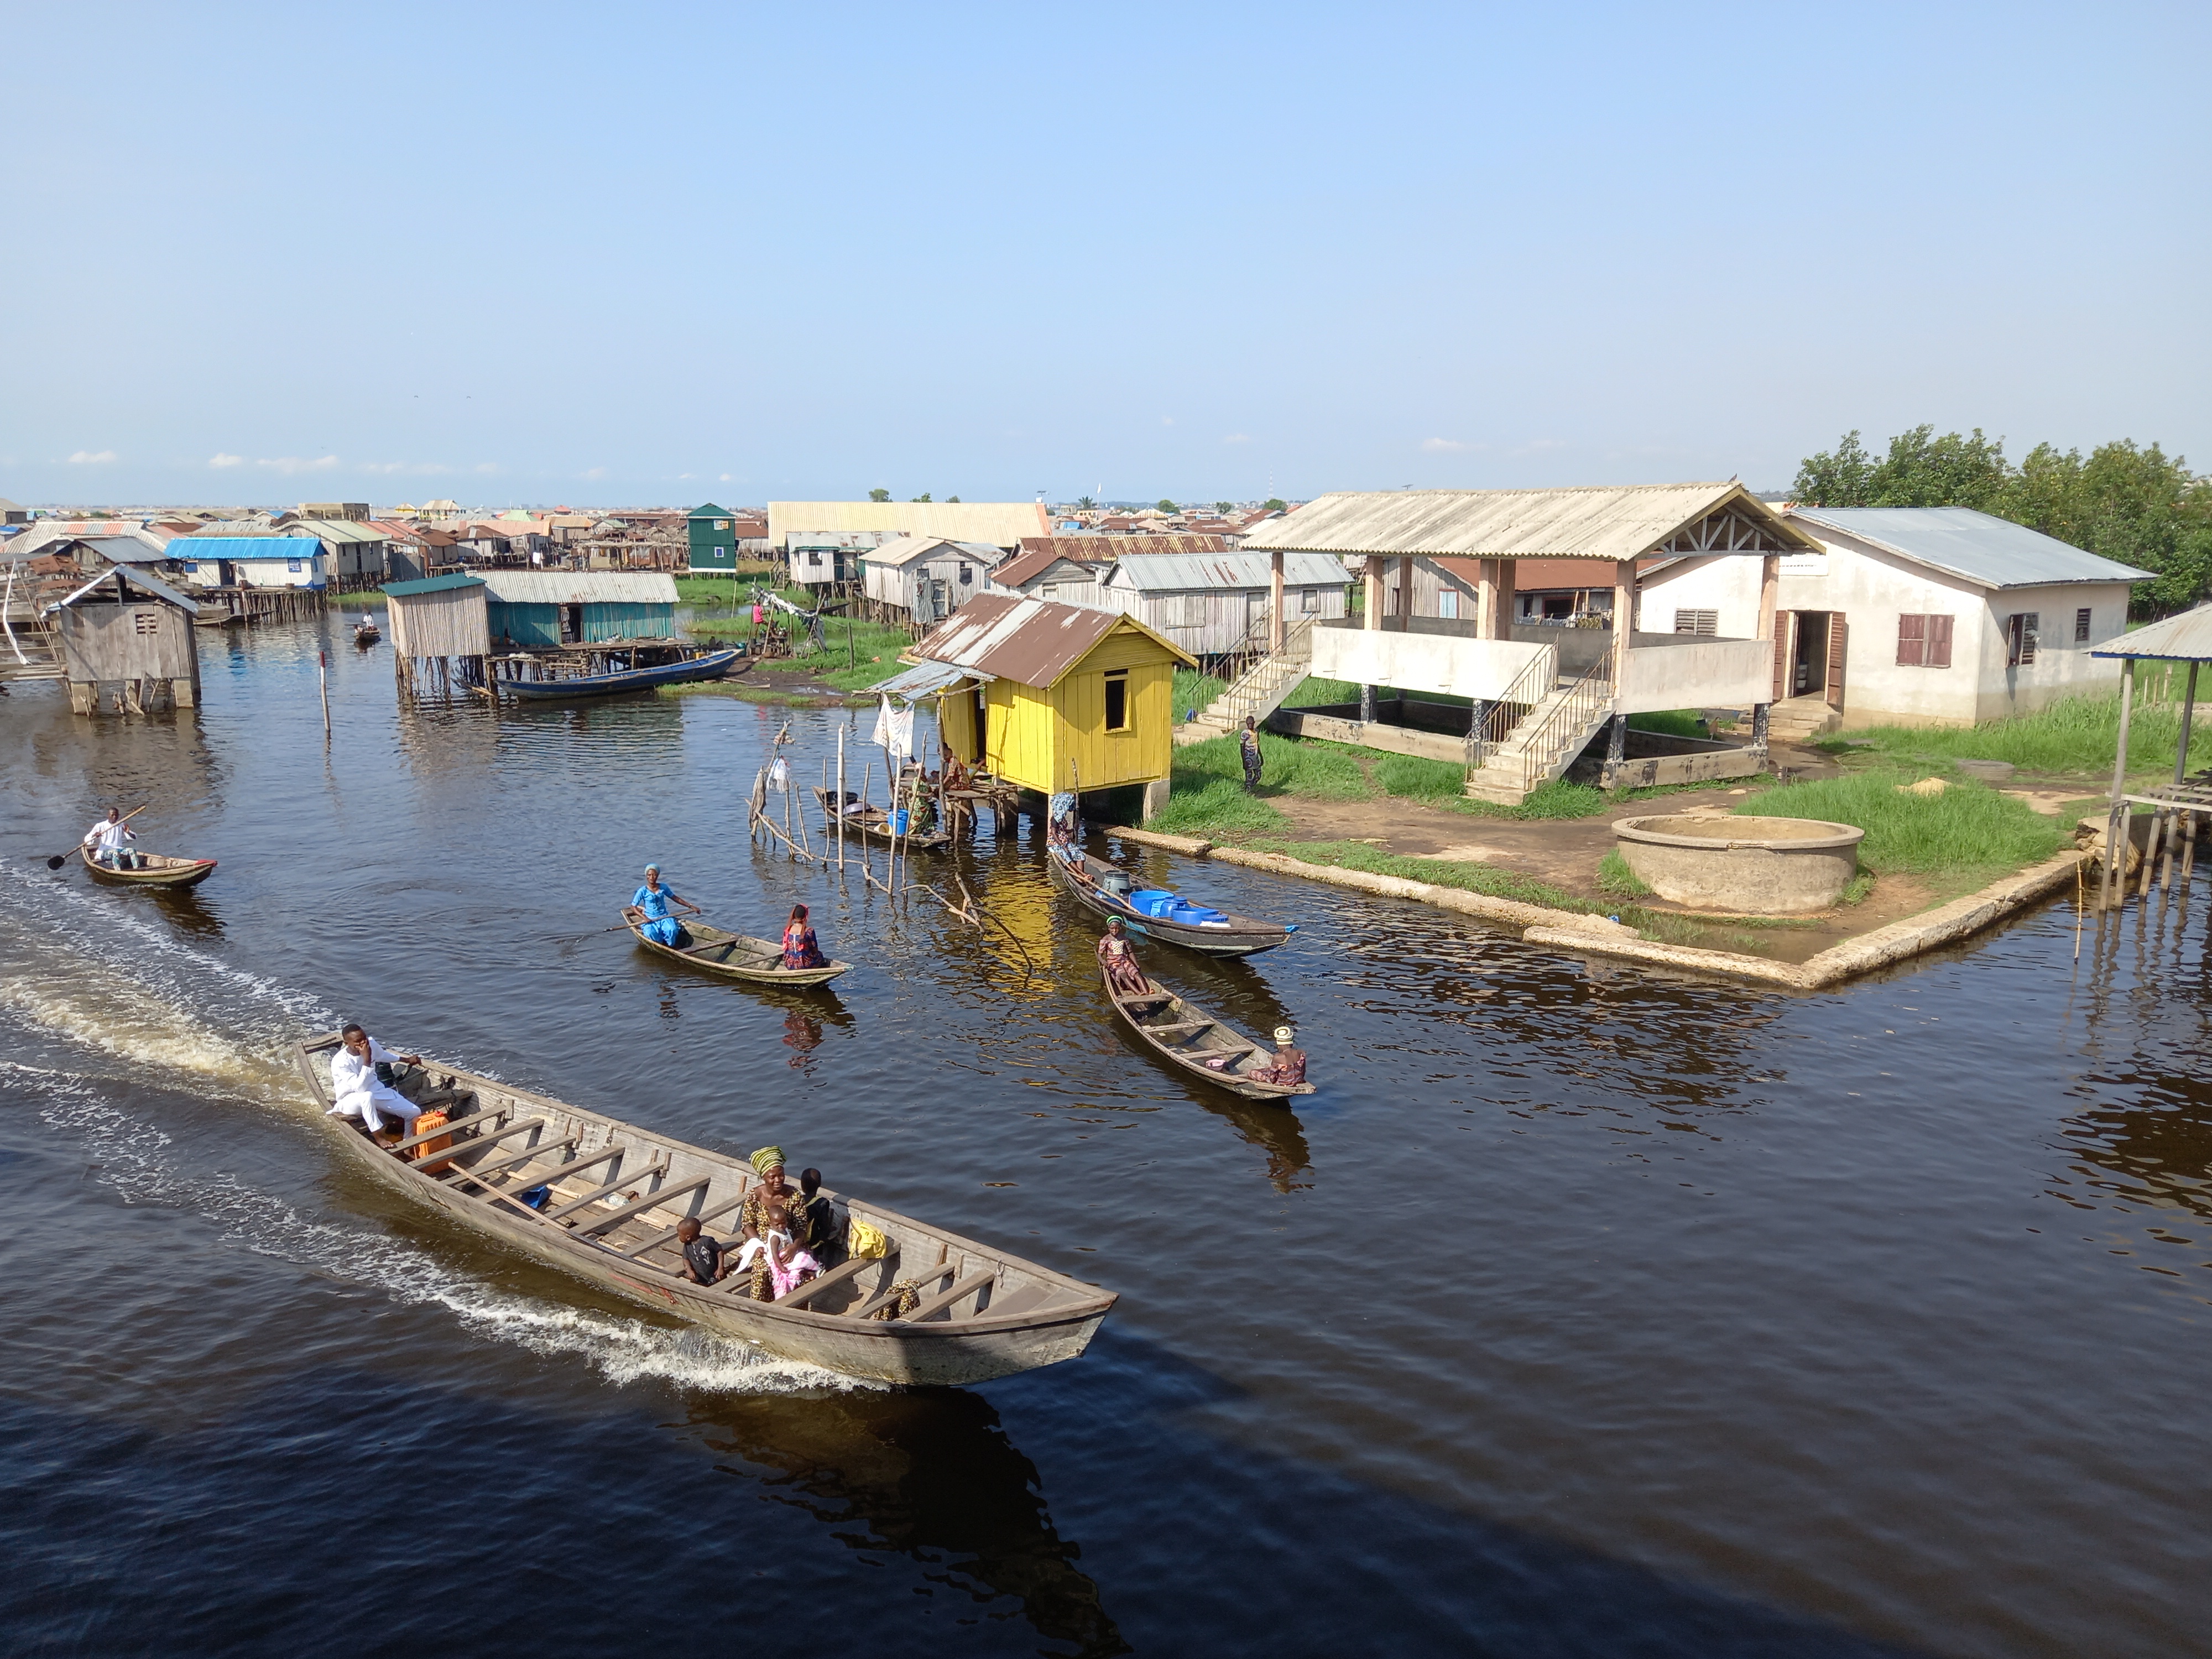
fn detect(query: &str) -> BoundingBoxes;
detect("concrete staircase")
[1767,696,1840,743]
[1463,670,1618,805]
[1177,618,1313,745]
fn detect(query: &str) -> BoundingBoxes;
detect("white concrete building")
[1638,506,2150,732]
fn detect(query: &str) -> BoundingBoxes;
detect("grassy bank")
[686,613,915,692]
[672,566,780,603]
[1739,769,2071,898]
[1817,690,2188,780]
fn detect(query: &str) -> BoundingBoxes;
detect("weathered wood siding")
[388,586,489,658]
[56,603,196,682]
[1105,585,1348,657]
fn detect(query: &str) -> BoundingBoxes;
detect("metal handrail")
[1514,653,1616,794]
[1207,615,1314,726]
[1468,645,1557,769]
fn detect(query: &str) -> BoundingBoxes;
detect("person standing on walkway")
[1239,717,1264,795]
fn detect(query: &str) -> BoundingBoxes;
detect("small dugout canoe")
[291,1034,1115,1386]
[811,788,953,853]
[80,849,218,889]
[1049,843,1293,958]
[622,911,850,989]
[1102,961,1314,1103]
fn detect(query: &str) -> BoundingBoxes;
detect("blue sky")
[3,2,2206,508]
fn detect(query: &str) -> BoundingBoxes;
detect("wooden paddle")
[48,804,149,869]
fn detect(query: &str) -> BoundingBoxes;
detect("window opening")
[1673,608,1718,637]
[1437,589,1460,620]
[2074,607,2092,644]
[1103,671,1129,732]
[2006,613,2039,667]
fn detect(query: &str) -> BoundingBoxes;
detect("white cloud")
[1420,437,1478,453]
[583,467,609,481]
[208,452,244,468]
[473,462,498,474]
[1223,434,1253,445]
[1160,416,1175,426]
[717,472,733,482]
[254,455,340,475]
[67,450,118,465]
[1511,438,1568,456]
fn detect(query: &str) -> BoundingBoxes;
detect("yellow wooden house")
[880,593,1194,802]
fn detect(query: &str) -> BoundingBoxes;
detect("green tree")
[947,494,960,503]
[1076,496,1095,510]
[1794,425,2010,509]
[1263,498,1286,513]
[1214,500,1234,513]
[1157,498,1177,512]
[910,492,932,503]
[868,487,890,502]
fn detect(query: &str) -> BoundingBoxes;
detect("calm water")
[2,617,2206,1658]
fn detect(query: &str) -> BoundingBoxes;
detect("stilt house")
[44,563,201,714]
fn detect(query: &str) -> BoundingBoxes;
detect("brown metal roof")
[909,592,1193,686]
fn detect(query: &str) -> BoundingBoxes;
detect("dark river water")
[2,614,2206,1658]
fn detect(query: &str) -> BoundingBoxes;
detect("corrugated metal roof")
[1241,483,1818,561]
[176,537,322,559]
[477,571,677,606]
[785,529,901,551]
[81,535,171,564]
[1015,534,1236,562]
[288,518,390,544]
[861,536,1005,569]
[1104,551,1351,591]
[871,659,988,699]
[1787,506,2154,589]
[2092,603,2212,661]
[991,547,1109,589]
[45,564,199,615]
[769,500,1050,549]
[384,573,487,597]
[909,592,1194,686]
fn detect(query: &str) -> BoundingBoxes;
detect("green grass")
[1737,768,2070,895]
[1172,667,1227,721]
[1374,753,1469,799]
[1447,778,1614,821]
[686,614,916,691]
[1597,849,1653,897]
[1282,676,1365,709]
[1147,779,1289,837]
[1818,690,2189,779]
[1256,839,1605,914]
[1626,709,1707,738]
[673,566,779,603]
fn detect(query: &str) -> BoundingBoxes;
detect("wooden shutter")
[1896,613,1926,666]
[1928,614,1953,669]
[1772,613,1790,701]
[1825,613,1847,709]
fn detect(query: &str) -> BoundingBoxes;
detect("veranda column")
[1752,553,1780,766]
[1269,550,1285,653]
[1360,556,1383,722]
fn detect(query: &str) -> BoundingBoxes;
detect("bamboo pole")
[319,649,331,737]
[2104,659,2135,906]
[836,723,847,873]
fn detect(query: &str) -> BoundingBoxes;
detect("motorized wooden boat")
[812,787,953,853]
[622,911,850,988]
[501,648,743,701]
[80,849,218,889]
[291,1034,1115,1385]
[1048,842,1293,957]
[1101,960,1314,1102]
[353,617,382,646]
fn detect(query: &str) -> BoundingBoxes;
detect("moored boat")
[811,787,953,853]
[353,617,382,646]
[501,648,742,701]
[622,911,850,988]
[1102,960,1315,1102]
[291,1034,1115,1385]
[1049,842,1293,957]
[80,849,218,889]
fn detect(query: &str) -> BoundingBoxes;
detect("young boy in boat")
[1098,917,1149,996]
[629,865,699,948]
[1206,1024,1307,1087]
[328,1024,435,1143]
[82,808,142,870]
[674,1217,729,1286]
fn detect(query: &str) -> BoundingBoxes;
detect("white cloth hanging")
[872,695,913,763]
[766,755,791,791]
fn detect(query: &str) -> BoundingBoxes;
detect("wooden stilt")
[2104,660,2135,906]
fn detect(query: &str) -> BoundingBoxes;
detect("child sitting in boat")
[1097,917,1149,996]
[729,1199,820,1299]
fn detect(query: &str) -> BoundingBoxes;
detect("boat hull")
[502,648,742,701]
[1103,963,1313,1103]
[82,851,217,889]
[294,1038,1114,1387]
[1048,845,1289,957]
[623,916,850,988]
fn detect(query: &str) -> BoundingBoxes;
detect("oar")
[47,803,150,869]
[549,906,709,946]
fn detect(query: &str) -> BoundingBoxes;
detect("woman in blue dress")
[629,865,698,947]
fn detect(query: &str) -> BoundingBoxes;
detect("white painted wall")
[1619,639,1770,714]
[1313,628,1552,701]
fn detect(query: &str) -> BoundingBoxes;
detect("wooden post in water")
[836,724,847,873]
[2104,658,2135,907]
[319,649,331,737]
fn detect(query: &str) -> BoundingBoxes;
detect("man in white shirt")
[329,1023,430,1142]
[82,808,140,870]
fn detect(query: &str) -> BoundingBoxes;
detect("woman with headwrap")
[736,1146,812,1301]
[627,865,699,948]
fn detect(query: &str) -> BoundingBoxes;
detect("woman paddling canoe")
[630,865,700,947]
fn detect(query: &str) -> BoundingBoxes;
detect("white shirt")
[84,818,135,854]
[330,1037,411,1121]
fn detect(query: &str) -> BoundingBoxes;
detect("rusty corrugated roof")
[908,592,1193,686]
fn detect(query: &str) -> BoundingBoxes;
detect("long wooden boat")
[1048,843,1293,958]
[502,648,742,701]
[1101,960,1314,1102]
[622,911,850,988]
[811,787,953,853]
[80,849,218,889]
[291,1034,1114,1385]
[353,618,382,646]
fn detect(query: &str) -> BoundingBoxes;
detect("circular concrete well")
[1614,813,1865,914]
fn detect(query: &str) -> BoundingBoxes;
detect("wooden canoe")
[80,849,218,889]
[811,787,953,853]
[1102,959,1315,1102]
[353,620,382,646]
[622,911,850,988]
[291,1034,1115,1386]
[500,648,743,701]
[1049,843,1293,958]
